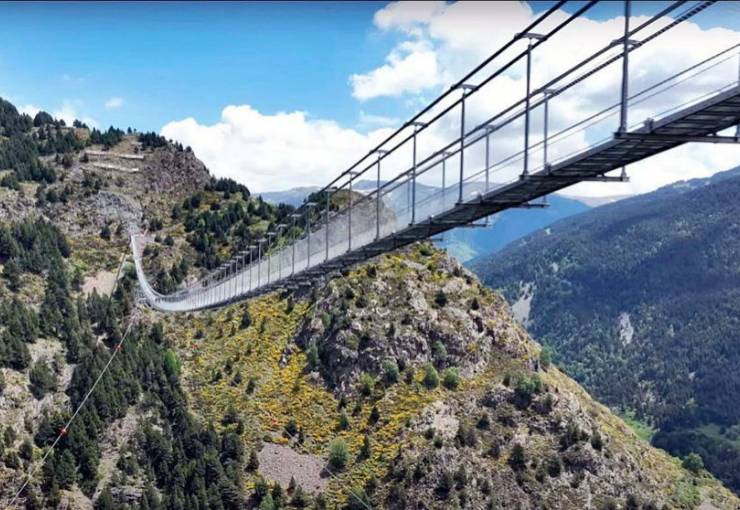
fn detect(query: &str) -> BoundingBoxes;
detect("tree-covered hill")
[0,95,737,508]
[470,165,740,494]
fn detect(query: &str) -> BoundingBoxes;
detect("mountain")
[0,96,737,509]
[261,184,592,263]
[470,165,740,494]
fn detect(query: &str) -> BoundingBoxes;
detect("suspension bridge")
[132,0,740,313]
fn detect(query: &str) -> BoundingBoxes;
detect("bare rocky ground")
[257,443,329,494]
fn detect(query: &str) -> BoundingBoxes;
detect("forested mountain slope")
[0,96,737,509]
[470,165,740,494]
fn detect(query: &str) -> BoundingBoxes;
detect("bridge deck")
[134,84,740,311]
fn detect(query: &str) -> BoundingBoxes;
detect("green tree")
[328,438,349,470]
[682,452,704,474]
[29,361,56,399]
[509,444,527,472]
[442,367,460,390]
[382,359,400,384]
[422,364,439,390]
[3,259,21,291]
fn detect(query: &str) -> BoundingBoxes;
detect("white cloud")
[358,110,401,129]
[53,99,98,128]
[373,1,446,33]
[348,1,740,196]
[161,105,394,193]
[105,96,124,110]
[161,3,740,198]
[350,39,444,100]
[18,104,40,117]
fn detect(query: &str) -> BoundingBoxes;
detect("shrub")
[328,438,349,470]
[431,340,447,363]
[456,422,477,448]
[359,372,374,396]
[100,224,111,240]
[442,367,460,390]
[514,374,543,409]
[284,419,298,437]
[546,456,562,477]
[508,444,527,472]
[682,452,704,474]
[590,430,603,451]
[539,346,553,370]
[368,405,380,425]
[360,434,372,460]
[247,450,259,471]
[382,359,400,384]
[476,413,490,430]
[434,290,447,308]
[422,364,439,390]
[306,342,320,370]
[240,307,252,329]
[29,361,56,399]
[337,410,350,430]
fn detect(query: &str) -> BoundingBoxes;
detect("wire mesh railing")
[133,1,740,312]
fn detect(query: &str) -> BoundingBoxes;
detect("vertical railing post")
[276,224,286,280]
[305,202,316,269]
[458,84,474,203]
[519,33,543,179]
[542,88,556,174]
[736,52,739,137]
[257,239,264,289]
[442,153,447,208]
[291,214,299,275]
[267,232,274,284]
[249,246,255,292]
[348,176,355,251]
[375,151,387,240]
[325,192,331,263]
[619,0,631,134]
[485,125,494,193]
[410,122,424,224]
[523,40,533,177]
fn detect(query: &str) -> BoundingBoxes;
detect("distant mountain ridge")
[470,164,740,493]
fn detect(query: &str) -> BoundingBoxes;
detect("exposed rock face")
[299,247,531,394]
[281,244,739,509]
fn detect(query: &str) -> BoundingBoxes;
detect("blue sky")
[0,1,394,130]
[1,1,739,194]
[3,1,737,132]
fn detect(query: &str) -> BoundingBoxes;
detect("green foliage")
[358,372,374,396]
[360,434,372,460]
[539,346,552,370]
[433,290,447,308]
[682,452,704,474]
[508,444,527,472]
[382,359,400,384]
[442,367,460,390]
[306,341,320,371]
[473,168,740,492]
[337,409,350,431]
[422,364,439,390]
[240,306,252,329]
[29,361,56,399]
[328,438,349,470]
[513,374,543,409]
[431,340,447,363]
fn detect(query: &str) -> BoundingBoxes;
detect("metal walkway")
[133,0,740,312]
